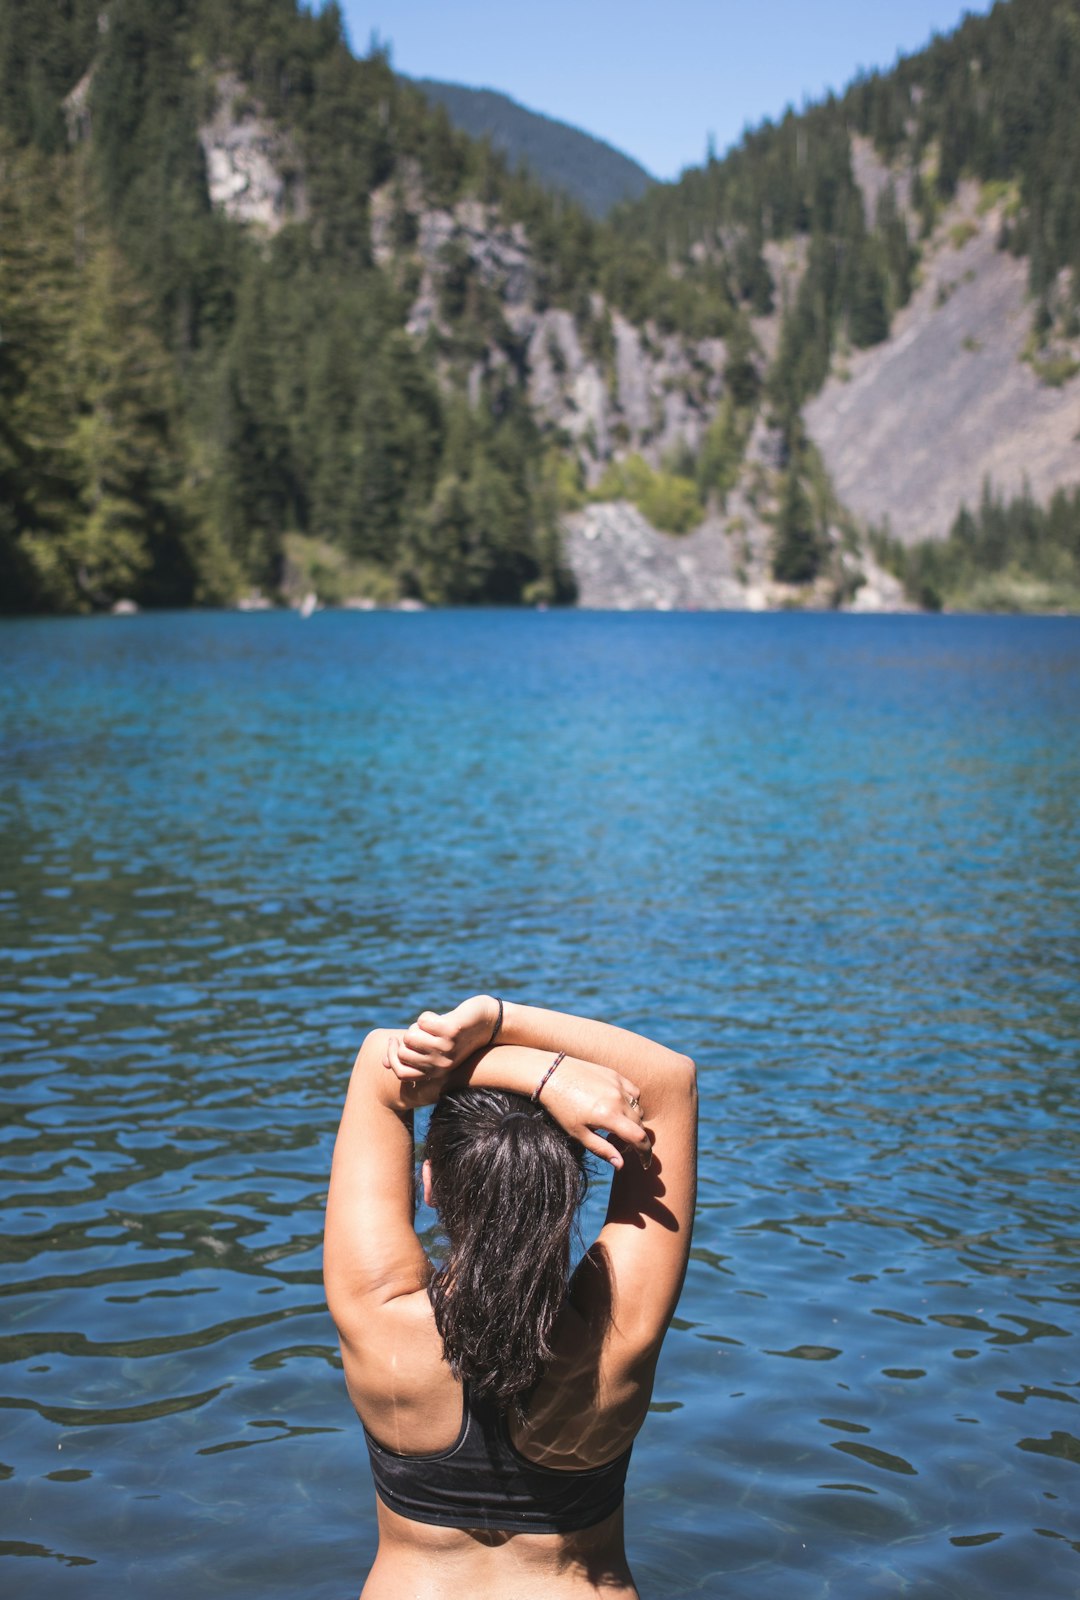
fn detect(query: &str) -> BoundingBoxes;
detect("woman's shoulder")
[341,1288,467,1454]
[508,1299,651,1468]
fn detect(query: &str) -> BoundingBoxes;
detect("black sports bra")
[363,1383,633,1534]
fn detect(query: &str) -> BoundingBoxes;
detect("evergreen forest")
[874,484,1080,612]
[1,0,1078,614]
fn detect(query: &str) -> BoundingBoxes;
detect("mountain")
[0,0,758,615]
[609,0,1080,608]
[410,79,654,219]
[1,0,1077,616]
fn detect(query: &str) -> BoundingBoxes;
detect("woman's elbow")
[359,1027,391,1058]
[675,1053,697,1099]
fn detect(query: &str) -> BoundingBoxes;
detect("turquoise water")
[1,610,1078,1598]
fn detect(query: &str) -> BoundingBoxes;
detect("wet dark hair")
[424,1087,588,1410]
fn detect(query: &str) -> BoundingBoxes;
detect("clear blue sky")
[336,1,995,180]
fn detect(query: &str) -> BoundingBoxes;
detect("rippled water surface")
[2,611,1079,1598]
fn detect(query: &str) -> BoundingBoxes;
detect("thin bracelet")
[487,996,504,1047]
[532,1051,565,1104]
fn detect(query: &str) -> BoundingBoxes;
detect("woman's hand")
[377,1052,446,1113]
[382,996,499,1089]
[539,1057,653,1171]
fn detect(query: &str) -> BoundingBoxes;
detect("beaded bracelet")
[487,996,504,1047]
[532,1051,565,1104]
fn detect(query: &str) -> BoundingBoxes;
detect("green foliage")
[0,136,209,612]
[0,0,100,151]
[0,0,600,611]
[547,450,587,512]
[614,0,1080,412]
[400,397,574,605]
[0,137,77,608]
[67,235,198,607]
[767,411,830,585]
[722,317,762,409]
[949,219,979,250]
[848,238,890,349]
[592,455,704,535]
[610,88,904,400]
[282,532,399,605]
[731,220,774,315]
[1028,352,1080,386]
[772,467,822,585]
[873,482,1080,611]
[696,396,752,504]
[578,295,615,371]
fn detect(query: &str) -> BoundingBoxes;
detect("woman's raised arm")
[323,1030,435,1356]
[388,999,698,1388]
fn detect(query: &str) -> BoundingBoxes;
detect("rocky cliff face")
[369,173,727,484]
[198,90,780,606]
[367,174,883,609]
[733,135,1080,556]
[199,73,307,233]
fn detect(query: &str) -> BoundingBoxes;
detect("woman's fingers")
[580,1130,624,1169]
[383,1035,428,1081]
[400,1024,453,1068]
[611,1112,653,1167]
[576,1116,653,1173]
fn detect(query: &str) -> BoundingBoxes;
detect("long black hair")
[424,1087,588,1410]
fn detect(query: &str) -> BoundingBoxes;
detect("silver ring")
[627,1096,640,1110]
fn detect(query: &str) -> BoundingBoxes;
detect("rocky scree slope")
[805,155,1080,546]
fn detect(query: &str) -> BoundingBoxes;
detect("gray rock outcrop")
[369,179,734,482]
[562,501,909,612]
[198,73,306,234]
[565,502,746,610]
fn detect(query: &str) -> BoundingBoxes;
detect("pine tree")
[0,139,80,609]
[772,464,821,585]
[67,229,196,606]
[206,270,296,589]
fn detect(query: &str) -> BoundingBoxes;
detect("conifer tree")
[68,231,196,606]
[772,463,821,585]
[0,139,79,607]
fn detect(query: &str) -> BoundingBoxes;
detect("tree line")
[873,484,1080,612]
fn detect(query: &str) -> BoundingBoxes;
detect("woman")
[324,995,697,1599]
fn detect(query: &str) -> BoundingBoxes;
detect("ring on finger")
[627,1095,640,1110]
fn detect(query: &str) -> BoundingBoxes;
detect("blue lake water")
[1,610,1078,1598]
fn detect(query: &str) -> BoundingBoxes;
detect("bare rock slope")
[563,502,911,612]
[806,182,1079,544]
[564,503,746,610]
